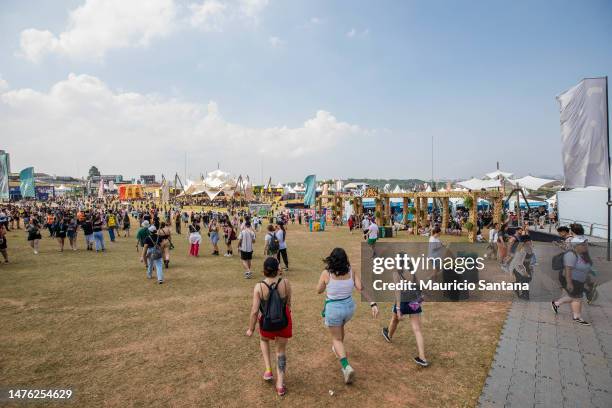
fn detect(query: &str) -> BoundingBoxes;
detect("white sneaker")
[342,365,355,384]
[34,250,38,254]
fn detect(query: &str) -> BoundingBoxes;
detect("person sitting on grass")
[317,248,379,384]
[246,257,292,396]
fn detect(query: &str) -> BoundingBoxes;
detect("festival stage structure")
[315,187,504,242]
[177,169,254,202]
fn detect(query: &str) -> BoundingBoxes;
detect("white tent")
[392,185,402,193]
[179,169,238,199]
[507,176,557,191]
[486,170,514,180]
[457,178,501,190]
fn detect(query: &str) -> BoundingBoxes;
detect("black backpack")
[260,279,288,331]
[268,232,280,253]
[552,251,567,271]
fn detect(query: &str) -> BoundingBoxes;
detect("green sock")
[340,357,349,369]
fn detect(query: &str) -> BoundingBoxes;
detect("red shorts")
[259,306,293,340]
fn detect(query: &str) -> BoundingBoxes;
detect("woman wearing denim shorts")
[317,248,379,384]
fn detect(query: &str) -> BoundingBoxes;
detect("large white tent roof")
[486,170,514,179]
[507,175,556,190]
[457,178,501,190]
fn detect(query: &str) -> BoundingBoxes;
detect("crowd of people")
[0,196,599,398]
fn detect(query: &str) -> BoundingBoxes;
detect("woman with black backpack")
[246,257,292,397]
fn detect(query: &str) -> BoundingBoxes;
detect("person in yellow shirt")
[107,212,117,242]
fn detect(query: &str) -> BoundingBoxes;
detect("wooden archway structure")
[380,191,503,242]
[315,190,504,242]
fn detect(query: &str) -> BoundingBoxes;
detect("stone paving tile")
[478,281,612,408]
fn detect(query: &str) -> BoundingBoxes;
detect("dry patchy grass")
[0,222,508,407]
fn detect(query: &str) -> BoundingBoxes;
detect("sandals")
[276,385,287,396]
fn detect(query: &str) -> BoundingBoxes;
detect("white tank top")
[326,268,354,300]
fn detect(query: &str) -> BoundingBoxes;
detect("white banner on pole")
[556,77,610,188]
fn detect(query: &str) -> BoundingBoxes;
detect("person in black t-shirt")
[81,218,94,250]
[55,216,68,252]
[92,215,105,252]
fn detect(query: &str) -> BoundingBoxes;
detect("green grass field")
[0,221,508,407]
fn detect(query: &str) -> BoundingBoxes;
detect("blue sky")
[0,0,610,182]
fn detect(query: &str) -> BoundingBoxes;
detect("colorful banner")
[19,167,35,198]
[303,174,316,207]
[119,184,143,200]
[0,152,9,200]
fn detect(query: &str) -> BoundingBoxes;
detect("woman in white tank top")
[316,248,378,385]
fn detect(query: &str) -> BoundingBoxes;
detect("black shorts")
[393,302,422,315]
[240,251,253,261]
[0,237,7,250]
[559,275,585,298]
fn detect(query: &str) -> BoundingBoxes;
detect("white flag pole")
[605,76,611,261]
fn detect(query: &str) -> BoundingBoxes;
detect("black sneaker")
[573,318,590,326]
[158,280,164,284]
[551,301,559,314]
[414,357,429,367]
[381,327,392,343]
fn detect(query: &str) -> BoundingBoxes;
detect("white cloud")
[19,0,176,62]
[0,75,8,92]
[18,0,270,62]
[268,36,286,47]
[187,0,268,30]
[239,0,269,18]
[0,74,366,178]
[310,17,322,25]
[189,0,227,30]
[346,27,369,38]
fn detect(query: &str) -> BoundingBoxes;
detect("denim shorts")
[210,232,219,245]
[324,297,355,327]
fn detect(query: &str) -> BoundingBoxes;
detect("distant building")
[90,175,124,183]
[140,175,156,185]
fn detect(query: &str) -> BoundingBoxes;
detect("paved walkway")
[479,281,612,408]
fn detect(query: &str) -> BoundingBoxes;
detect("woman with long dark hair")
[316,248,378,384]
